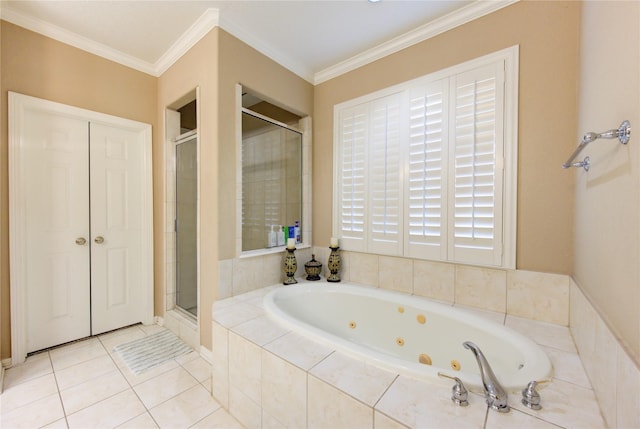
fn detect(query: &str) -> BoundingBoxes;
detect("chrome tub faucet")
[463,341,510,412]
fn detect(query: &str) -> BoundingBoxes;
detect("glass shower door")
[175,137,198,317]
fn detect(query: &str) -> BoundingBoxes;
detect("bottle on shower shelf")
[295,220,301,244]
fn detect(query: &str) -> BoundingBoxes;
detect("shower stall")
[175,131,198,317]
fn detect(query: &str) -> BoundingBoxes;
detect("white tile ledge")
[211,284,605,429]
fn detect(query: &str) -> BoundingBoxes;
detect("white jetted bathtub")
[263,283,553,392]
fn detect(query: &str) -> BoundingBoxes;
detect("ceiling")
[0,0,514,84]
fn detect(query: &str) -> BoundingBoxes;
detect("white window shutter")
[449,63,505,266]
[336,104,368,251]
[406,79,448,260]
[368,94,403,255]
[333,46,517,268]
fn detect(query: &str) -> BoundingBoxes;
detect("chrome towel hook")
[562,120,631,171]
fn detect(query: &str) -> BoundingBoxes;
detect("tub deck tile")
[263,331,334,371]
[309,351,398,407]
[375,375,487,429]
[212,284,607,429]
[485,408,563,429]
[230,315,289,346]
[505,316,576,353]
[212,302,264,328]
[511,377,605,429]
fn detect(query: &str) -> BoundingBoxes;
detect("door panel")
[89,122,147,334]
[23,109,91,352]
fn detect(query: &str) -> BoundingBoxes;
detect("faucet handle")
[521,380,549,410]
[438,373,469,407]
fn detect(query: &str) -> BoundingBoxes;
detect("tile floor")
[0,324,243,429]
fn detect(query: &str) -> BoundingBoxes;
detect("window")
[333,46,518,268]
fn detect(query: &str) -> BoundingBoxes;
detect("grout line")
[48,351,70,429]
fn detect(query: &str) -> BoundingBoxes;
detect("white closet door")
[23,109,91,352]
[89,122,148,334]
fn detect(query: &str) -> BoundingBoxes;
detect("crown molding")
[153,8,219,76]
[1,0,518,82]
[0,6,158,75]
[313,0,519,85]
[0,6,219,77]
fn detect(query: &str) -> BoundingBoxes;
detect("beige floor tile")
[60,369,130,414]
[133,366,199,409]
[190,408,244,429]
[100,326,147,353]
[54,354,119,390]
[180,356,212,382]
[3,352,53,389]
[41,417,70,429]
[175,349,200,365]
[149,384,220,429]
[139,324,167,336]
[0,372,59,411]
[116,412,159,428]
[49,338,109,371]
[1,393,65,429]
[66,389,146,429]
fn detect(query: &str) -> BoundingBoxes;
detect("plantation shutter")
[368,94,403,255]
[336,104,368,251]
[449,63,505,265]
[334,48,516,268]
[406,79,448,260]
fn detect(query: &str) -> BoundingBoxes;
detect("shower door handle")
[94,236,105,244]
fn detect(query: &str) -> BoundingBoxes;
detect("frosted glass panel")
[176,138,198,316]
[242,111,302,252]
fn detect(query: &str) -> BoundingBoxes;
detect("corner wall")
[312,0,580,275]
[573,0,640,412]
[0,21,158,360]
[216,29,314,262]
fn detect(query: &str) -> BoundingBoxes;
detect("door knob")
[75,237,87,245]
[94,236,105,244]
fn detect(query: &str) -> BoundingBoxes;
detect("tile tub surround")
[211,283,606,429]
[570,279,640,429]
[220,249,570,326]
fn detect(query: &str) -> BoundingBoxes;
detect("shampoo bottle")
[295,221,301,244]
[277,225,285,246]
[268,226,277,248]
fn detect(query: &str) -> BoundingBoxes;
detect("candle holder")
[304,254,322,281]
[327,246,341,282]
[283,247,298,285]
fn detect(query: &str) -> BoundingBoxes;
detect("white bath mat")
[113,329,192,375]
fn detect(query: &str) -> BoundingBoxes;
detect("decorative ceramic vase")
[305,254,322,281]
[283,248,298,285]
[327,246,341,282]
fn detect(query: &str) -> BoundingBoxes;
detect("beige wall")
[0,21,158,360]
[575,1,640,364]
[217,29,314,261]
[157,28,219,350]
[158,28,312,350]
[313,1,580,275]
[0,21,312,357]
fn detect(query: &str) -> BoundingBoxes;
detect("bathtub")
[263,283,553,393]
